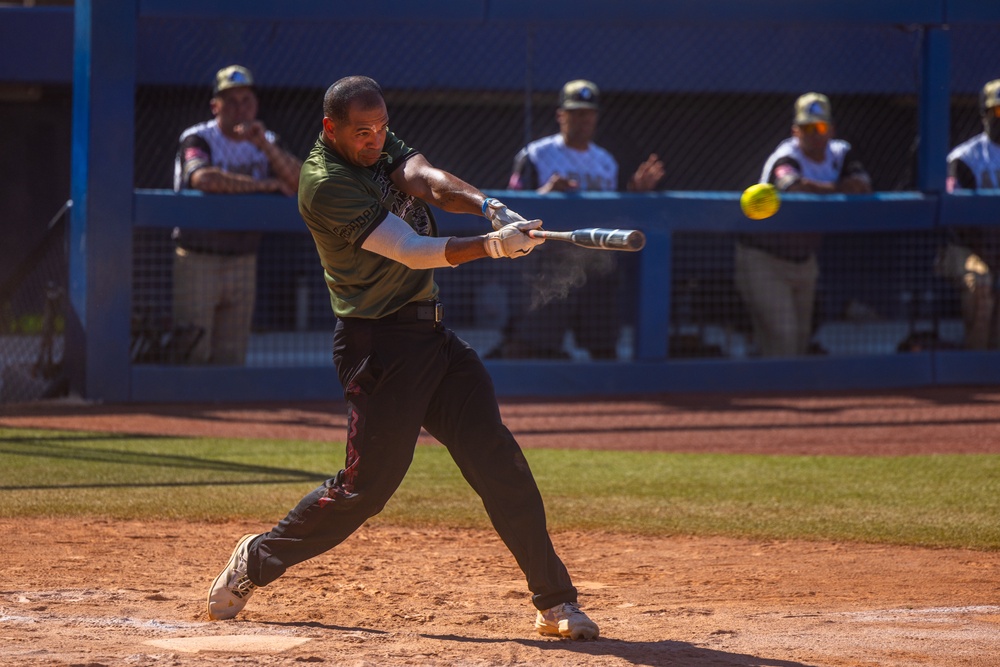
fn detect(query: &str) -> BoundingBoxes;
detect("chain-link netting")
[0,203,69,403]
[128,17,1000,364]
[133,20,928,191]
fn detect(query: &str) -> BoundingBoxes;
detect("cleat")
[535,602,600,640]
[207,533,260,620]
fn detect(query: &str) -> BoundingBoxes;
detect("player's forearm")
[190,168,276,194]
[787,178,837,195]
[444,236,491,265]
[422,170,485,215]
[260,143,303,193]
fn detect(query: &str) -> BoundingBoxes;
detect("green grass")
[2,427,998,550]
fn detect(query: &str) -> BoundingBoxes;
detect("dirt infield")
[2,386,1000,666]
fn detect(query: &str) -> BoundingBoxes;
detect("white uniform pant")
[172,248,257,365]
[935,243,999,350]
[735,243,819,358]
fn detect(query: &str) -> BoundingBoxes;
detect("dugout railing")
[3,0,1000,403]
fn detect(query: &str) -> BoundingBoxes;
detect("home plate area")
[145,635,312,653]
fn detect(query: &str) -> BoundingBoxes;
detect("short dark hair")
[323,76,384,122]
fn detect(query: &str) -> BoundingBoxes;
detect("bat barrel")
[571,228,646,251]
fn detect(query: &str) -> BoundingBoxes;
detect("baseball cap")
[980,79,1000,113]
[559,79,600,110]
[793,92,832,125]
[214,65,255,95]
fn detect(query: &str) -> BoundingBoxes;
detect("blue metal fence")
[4,0,1000,402]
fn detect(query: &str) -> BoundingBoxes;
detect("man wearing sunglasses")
[938,79,1000,349]
[735,92,872,358]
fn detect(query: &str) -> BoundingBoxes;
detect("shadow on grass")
[0,432,325,490]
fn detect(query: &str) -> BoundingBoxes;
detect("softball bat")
[527,227,646,251]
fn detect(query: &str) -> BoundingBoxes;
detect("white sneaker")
[207,533,260,620]
[535,602,600,640]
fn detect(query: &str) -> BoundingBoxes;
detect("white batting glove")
[483,197,529,231]
[484,219,545,259]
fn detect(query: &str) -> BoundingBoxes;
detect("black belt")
[383,300,443,323]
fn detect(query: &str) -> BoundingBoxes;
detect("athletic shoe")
[535,602,600,640]
[207,533,260,620]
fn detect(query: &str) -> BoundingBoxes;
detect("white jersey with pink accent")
[948,132,1000,189]
[174,120,276,191]
[760,137,856,187]
[509,134,618,192]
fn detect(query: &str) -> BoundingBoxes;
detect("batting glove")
[484,219,545,259]
[483,198,529,231]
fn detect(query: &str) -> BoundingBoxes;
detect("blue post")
[635,227,671,361]
[917,25,950,193]
[68,0,136,401]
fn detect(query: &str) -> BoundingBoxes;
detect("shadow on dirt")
[425,633,817,666]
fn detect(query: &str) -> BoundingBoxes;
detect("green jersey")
[298,131,439,319]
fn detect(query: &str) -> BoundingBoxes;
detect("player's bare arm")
[790,173,870,195]
[260,143,302,196]
[391,153,484,215]
[365,155,542,266]
[235,120,303,194]
[391,153,536,232]
[786,177,838,194]
[190,167,287,195]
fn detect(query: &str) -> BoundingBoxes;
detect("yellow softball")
[740,183,781,220]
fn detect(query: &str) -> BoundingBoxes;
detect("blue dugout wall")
[5,0,1000,402]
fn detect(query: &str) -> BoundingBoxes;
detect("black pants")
[247,312,578,611]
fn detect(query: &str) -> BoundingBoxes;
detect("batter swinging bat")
[527,227,646,252]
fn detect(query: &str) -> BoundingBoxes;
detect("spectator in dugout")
[172,65,302,365]
[937,78,1000,350]
[735,92,872,358]
[490,79,664,360]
